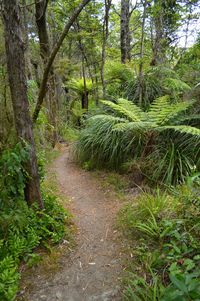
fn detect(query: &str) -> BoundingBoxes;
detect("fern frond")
[113,121,156,132]
[68,78,93,95]
[176,114,200,123]
[164,78,191,94]
[117,98,146,120]
[148,96,194,125]
[157,125,200,136]
[101,99,143,122]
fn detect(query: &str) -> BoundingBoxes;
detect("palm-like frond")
[117,98,146,120]
[68,78,93,95]
[105,61,133,83]
[113,121,156,133]
[157,125,200,136]
[164,78,191,94]
[148,96,195,125]
[101,99,144,122]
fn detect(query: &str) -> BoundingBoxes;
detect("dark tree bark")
[138,0,147,107]
[35,0,50,62]
[75,21,93,110]
[78,35,89,110]
[33,0,91,123]
[2,0,43,208]
[120,0,133,63]
[21,0,32,80]
[101,0,112,98]
[150,0,166,66]
[35,0,58,147]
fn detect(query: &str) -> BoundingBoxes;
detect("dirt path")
[26,147,123,301]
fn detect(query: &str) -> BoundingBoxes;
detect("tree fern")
[77,95,200,184]
[113,121,156,133]
[164,78,191,95]
[117,98,146,120]
[67,78,93,95]
[158,125,200,136]
[148,96,195,125]
[101,99,143,122]
[124,66,190,108]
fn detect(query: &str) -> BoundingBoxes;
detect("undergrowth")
[119,186,200,301]
[0,143,72,301]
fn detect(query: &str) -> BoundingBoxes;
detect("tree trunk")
[33,0,91,123]
[35,0,58,147]
[81,48,89,110]
[2,0,43,208]
[35,0,50,61]
[101,0,112,98]
[150,0,166,66]
[120,0,131,63]
[21,0,32,80]
[138,0,147,107]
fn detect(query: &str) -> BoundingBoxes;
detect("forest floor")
[18,146,132,301]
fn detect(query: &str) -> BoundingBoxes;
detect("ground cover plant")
[0,144,72,301]
[119,186,200,301]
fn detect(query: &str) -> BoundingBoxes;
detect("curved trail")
[28,148,123,301]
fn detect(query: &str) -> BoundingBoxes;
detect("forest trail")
[27,146,123,301]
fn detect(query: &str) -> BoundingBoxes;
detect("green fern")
[113,121,156,133]
[77,95,199,184]
[157,125,200,136]
[67,78,93,96]
[164,78,191,94]
[101,99,143,122]
[148,96,195,125]
[101,96,198,137]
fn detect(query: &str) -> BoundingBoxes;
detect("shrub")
[0,144,71,301]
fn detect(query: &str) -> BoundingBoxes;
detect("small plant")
[161,271,200,301]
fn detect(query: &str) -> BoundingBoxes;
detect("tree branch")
[33,0,91,122]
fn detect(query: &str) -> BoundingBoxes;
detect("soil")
[19,147,124,301]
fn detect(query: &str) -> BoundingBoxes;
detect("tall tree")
[35,0,58,146]
[35,0,50,63]
[101,0,112,98]
[2,0,43,208]
[150,0,180,66]
[33,0,91,122]
[120,0,136,63]
[138,0,148,106]
[150,0,166,65]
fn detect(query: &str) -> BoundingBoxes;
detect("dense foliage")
[0,0,200,300]
[0,144,71,301]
